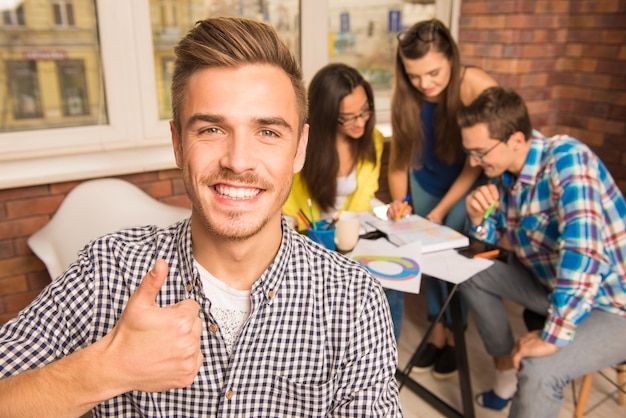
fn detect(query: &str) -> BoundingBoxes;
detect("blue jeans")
[385,177,470,338]
[461,256,626,417]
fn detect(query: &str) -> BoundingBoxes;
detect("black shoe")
[432,344,458,379]
[412,343,442,373]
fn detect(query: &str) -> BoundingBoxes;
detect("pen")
[298,208,312,225]
[476,198,497,235]
[395,194,411,221]
[474,249,500,259]
[325,206,345,230]
[483,199,497,220]
[307,198,316,230]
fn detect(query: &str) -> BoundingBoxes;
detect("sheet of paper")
[421,249,494,284]
[350,238,422,294]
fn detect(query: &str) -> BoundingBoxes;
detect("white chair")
[28,178,191,280]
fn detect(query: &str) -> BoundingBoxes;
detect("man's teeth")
[216,185,259,199]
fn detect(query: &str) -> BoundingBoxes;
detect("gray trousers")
[461,257,626,418]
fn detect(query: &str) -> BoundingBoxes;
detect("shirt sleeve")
[0,260,95,378]
[329,274,402,417]
[541,150,607,346]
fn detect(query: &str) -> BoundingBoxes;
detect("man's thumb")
[133,259,169,305]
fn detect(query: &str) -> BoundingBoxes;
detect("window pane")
[149,0,300,120]
[0,0,106,133]
[328,1,437,119]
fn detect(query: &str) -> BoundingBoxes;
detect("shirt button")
[225,390,234,400]
[185,283,193,292]
[268,290,275,298]
[209,323,218,333]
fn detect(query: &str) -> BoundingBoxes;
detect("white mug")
[335,211,361,252]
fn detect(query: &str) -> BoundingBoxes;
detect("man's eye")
[260,129,278,137]
[199,127,220,134]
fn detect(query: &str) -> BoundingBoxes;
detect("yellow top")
[283,128,385,231]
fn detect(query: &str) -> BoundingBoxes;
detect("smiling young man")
[0,17,401,417]
[458,87,626,417]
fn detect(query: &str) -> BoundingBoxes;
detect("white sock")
[493,368,517,399]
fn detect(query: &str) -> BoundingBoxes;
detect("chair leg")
[575,373,593,418]
[618,363,625,406]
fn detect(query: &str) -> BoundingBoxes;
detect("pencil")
[298,208,312,225]
[296,211,313,230]
[307,198,316,230]
[474,249,500,259]
[395,194,411,221]
[325,207,345,230]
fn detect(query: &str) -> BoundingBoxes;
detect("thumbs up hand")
[101,259,203,394]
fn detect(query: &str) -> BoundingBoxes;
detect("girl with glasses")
[385,19,497,378]
[283,63,384,231]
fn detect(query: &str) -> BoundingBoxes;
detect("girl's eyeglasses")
[337,109,373,126]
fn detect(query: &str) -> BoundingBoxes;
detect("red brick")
[461,15,507,29]
[0,185,49,202]
[0,240,15,259]
[4,290,41,312]
[27,270,52,292]
[534,1,570,14]
[0,275,28,296]
[601,30,626,44]
[0,255,45,278]
[570,0,622,14]
[596,59,626,76]
[587,118,626,135]
[0,216,48,241]
[6,195,64,219]
[0,313,17,326]
[506,14,564,29]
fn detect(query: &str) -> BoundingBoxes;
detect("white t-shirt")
[195,261,251,355]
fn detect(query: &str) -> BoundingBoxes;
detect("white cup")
[335,211,361,252]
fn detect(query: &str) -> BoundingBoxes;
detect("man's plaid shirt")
[1,217,401,417]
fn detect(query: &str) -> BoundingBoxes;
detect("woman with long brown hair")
[386,18,497,377]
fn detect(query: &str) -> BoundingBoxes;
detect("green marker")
[483,199,497,220]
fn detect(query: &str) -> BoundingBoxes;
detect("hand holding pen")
[466,184,499,232]
[387,195,412,221]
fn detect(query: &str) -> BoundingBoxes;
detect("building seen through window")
[0,0,104,133]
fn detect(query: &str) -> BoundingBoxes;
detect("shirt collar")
[502,130,545,188]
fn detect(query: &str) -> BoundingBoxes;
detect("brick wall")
[458,0,626,189]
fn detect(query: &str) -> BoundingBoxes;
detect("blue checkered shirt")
[468,133,626,346]
[0,218,401,417]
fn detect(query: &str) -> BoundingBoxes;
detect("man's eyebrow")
[255,116,293,133]
[185,113,223,130]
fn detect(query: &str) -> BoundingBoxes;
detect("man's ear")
[170,120,183,169]
[293,124,309,173]
[509,131,526,151]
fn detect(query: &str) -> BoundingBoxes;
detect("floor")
[396,291,625,418]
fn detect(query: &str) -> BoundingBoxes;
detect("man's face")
[461,123,510,178]
[171,64,308,241]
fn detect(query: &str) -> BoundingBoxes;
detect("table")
[396,280,474,418]
[394,240,505,417]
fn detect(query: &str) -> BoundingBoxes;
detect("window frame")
[0,0,457,189]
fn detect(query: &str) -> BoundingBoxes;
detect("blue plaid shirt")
[0,218,401,417]
[468,133,626,346]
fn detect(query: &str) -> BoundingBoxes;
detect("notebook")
[365,214,469,253]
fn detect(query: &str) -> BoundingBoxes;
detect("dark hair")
[301,63,376,212]
[171,17,307,137]
[390,18,463,169]
[458,87,532,142]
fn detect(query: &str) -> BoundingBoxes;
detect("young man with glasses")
[459,86,626,416]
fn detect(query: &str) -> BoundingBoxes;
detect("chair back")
[27,178,190,280]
